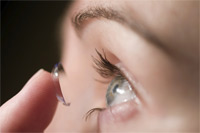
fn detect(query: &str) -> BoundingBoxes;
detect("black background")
[1,1,71,105]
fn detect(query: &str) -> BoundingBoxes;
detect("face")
[46,0,199,132]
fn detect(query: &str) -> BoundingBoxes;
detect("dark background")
[1,1,71,105]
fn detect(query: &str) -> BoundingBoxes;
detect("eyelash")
[92,49,123,79]
[84,49,125,121]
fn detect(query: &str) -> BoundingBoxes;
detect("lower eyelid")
[99,100,140,123]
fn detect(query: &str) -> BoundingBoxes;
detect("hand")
[0,69,58,132]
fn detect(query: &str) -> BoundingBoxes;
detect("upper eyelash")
[92,49,122,79]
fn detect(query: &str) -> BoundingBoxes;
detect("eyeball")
[106,76,138,106]
[51,63,70,106]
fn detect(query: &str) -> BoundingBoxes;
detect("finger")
[0,69,58,132]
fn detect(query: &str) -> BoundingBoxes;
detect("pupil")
[113,84,119,93]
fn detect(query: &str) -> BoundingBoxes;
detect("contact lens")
[51,63,70,106]
[106,76,137,106]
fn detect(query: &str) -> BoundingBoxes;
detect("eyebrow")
[71,6,165,50]
[72,7,125,30]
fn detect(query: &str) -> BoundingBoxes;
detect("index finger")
[0,69,58,132]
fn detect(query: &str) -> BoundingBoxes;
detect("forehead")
[65,0,198,61]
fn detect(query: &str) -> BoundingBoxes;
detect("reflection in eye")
[106,76,137,106]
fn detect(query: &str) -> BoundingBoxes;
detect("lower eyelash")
[84,108,105,121]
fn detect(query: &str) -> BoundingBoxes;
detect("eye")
[84,49,141,119]
[106,76,137,107]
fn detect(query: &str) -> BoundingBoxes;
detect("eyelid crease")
[94,78,110,84]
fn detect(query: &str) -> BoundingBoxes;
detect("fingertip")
[0,69,58,132]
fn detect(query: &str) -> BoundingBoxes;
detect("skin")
[0,70,57,132]
[47,0,199,132]
[0,0,199,132]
